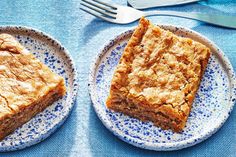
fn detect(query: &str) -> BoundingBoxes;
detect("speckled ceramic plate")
[0,26,78,152]
[89,25,236,151]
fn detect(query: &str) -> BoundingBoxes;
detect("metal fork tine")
[81,2,116,18]
[92,0,117,9]
[80,7,115,23]
[81,0,117,14]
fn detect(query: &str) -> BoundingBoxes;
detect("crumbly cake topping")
[0,34,25,54]
[0,34,65,117]
[108,17,210,127]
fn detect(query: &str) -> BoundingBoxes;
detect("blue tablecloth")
[0,0,235,156]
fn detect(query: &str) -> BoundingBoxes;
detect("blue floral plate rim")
[0,25,78,152]
[88,25,236,151]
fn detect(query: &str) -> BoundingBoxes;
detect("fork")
[80,0,236,29]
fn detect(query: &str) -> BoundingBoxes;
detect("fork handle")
[144,11,236,29]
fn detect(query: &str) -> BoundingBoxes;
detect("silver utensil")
[128,0,201,9]
[80,0,236,29]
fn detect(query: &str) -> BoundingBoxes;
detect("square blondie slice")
[106,17,211,132]
[0,34,66,140]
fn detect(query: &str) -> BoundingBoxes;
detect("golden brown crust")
[106,17,211,132]
[0,33,66,139]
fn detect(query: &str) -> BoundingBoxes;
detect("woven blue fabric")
[0,0,235,156]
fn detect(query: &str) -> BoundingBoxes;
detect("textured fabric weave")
[0,0,235,156]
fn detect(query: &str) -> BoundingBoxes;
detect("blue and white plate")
[0,26,78,152]
[89,26,236,151]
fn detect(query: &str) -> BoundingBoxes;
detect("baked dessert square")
[106,17,211,132]
[0,34,66,140]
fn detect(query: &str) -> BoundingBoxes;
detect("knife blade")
[128,0,201,9]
